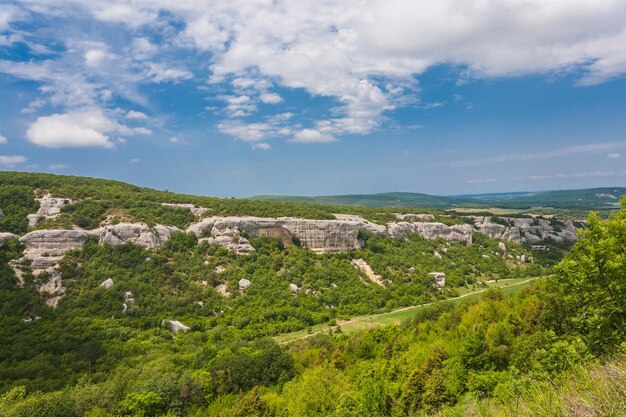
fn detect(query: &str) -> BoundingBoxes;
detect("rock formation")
[239,278,252,292]
[101,278,114,289]
[94,223,176,250]
[351,258,386,287]
[467,216,577,244]
[428,272,446,288]
[0,232,18,247]
[162,319,190,333]
[161,203,211,217]
[28,195,73,227]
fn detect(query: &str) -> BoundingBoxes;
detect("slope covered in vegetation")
[0,172,623,416]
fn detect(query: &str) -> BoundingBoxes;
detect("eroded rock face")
[28,196,73,227]
[93,223,177,250]
[468,216,578,244]
[20,229,89,255]
[161,203,211,217]
[387,222,474,244]
[0,232,18,247]
[163,319,190,333]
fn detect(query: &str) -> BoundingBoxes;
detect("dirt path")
[278,277,540,345]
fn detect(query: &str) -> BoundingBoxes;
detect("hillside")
[253,187,626,213]
[0,172,623,416]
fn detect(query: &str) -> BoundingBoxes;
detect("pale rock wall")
[468,216,578,244]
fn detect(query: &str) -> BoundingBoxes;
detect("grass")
[274,277,541,344]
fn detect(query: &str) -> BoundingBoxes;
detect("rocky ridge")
[3,197,580,307]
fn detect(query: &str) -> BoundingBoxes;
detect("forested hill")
[0,171,624,416]
[254,187,626,212]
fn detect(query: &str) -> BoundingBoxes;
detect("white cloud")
[466,178,497,184]
[0,155,27,166]
[132,127,153,135]
[6,0,626,147]
[169,136,180,143]
[126,110,148,120]
[146,63,193,83]
[84,49,109,67]
[26,109,119,148]
[129,158,140,164]
[252,143,270,150]
[260,92,282,104]
[608,152,621,159]
[290,129,336,144]
[0,134,6,144]
[48,163,68,170]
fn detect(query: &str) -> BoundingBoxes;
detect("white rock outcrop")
[162,319,190,333]
[428,272,446,288]
[239,278,252,292]
[161,203,211,217]
[351,258,386,287]
[0,232,18,247]
[101,278,114,289]
[468,216,578,244]
[28,195,73,227]
[289,283,299,293]
[93,223,177,250]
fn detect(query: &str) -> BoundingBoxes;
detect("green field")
[274,276,540,344]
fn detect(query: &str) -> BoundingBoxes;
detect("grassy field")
[274,277,541,344]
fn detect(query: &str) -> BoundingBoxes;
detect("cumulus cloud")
[0,155,27,166]
[27,110,116,148]
[0,134,6,144]
[126,110,149,120]
[608,152,621,159]
[252,143,270,150]
[4,0,626,147]
[290,129,336,144]
[25,109,136,148]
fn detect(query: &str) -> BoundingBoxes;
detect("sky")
[0,0,626,198]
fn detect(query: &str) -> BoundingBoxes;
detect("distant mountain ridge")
[253,187,626,211]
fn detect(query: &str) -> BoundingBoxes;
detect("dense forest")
[0,173,624,416]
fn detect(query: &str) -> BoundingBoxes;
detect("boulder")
[289,283,299,293]
[428,272,446,288]
[101,278,114,289]
[163,319,190,333]
[498,242,506,253]
[239,278,252,292]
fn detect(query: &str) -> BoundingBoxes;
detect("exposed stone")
[93,223,177,250]
[20,229,89,255]
[27,196,73,227]
[215,283,231,297]
[0,207,4,217]
[434,251,442,259]
[101,278,114,289]
[0,232,18,247]
[161,203,212,217]
[289,283,299,293]
[238,278,251,292]
[498,242,507,253]
[196,301,204,307]
[468,216,578,244]
[162,319,190,333]
[22,317,33,324]
[388,222,473,244]
[428,272,446,288]
[351,258,386,287]
[395,213,436,221]
[124,291,135,305]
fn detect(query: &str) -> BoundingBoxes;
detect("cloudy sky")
[1,0,625,197]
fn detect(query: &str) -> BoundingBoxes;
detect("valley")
[0,172,624,416]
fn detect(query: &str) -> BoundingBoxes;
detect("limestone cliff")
[467,216,578,244]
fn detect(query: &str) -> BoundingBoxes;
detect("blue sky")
[1,1,626,197]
